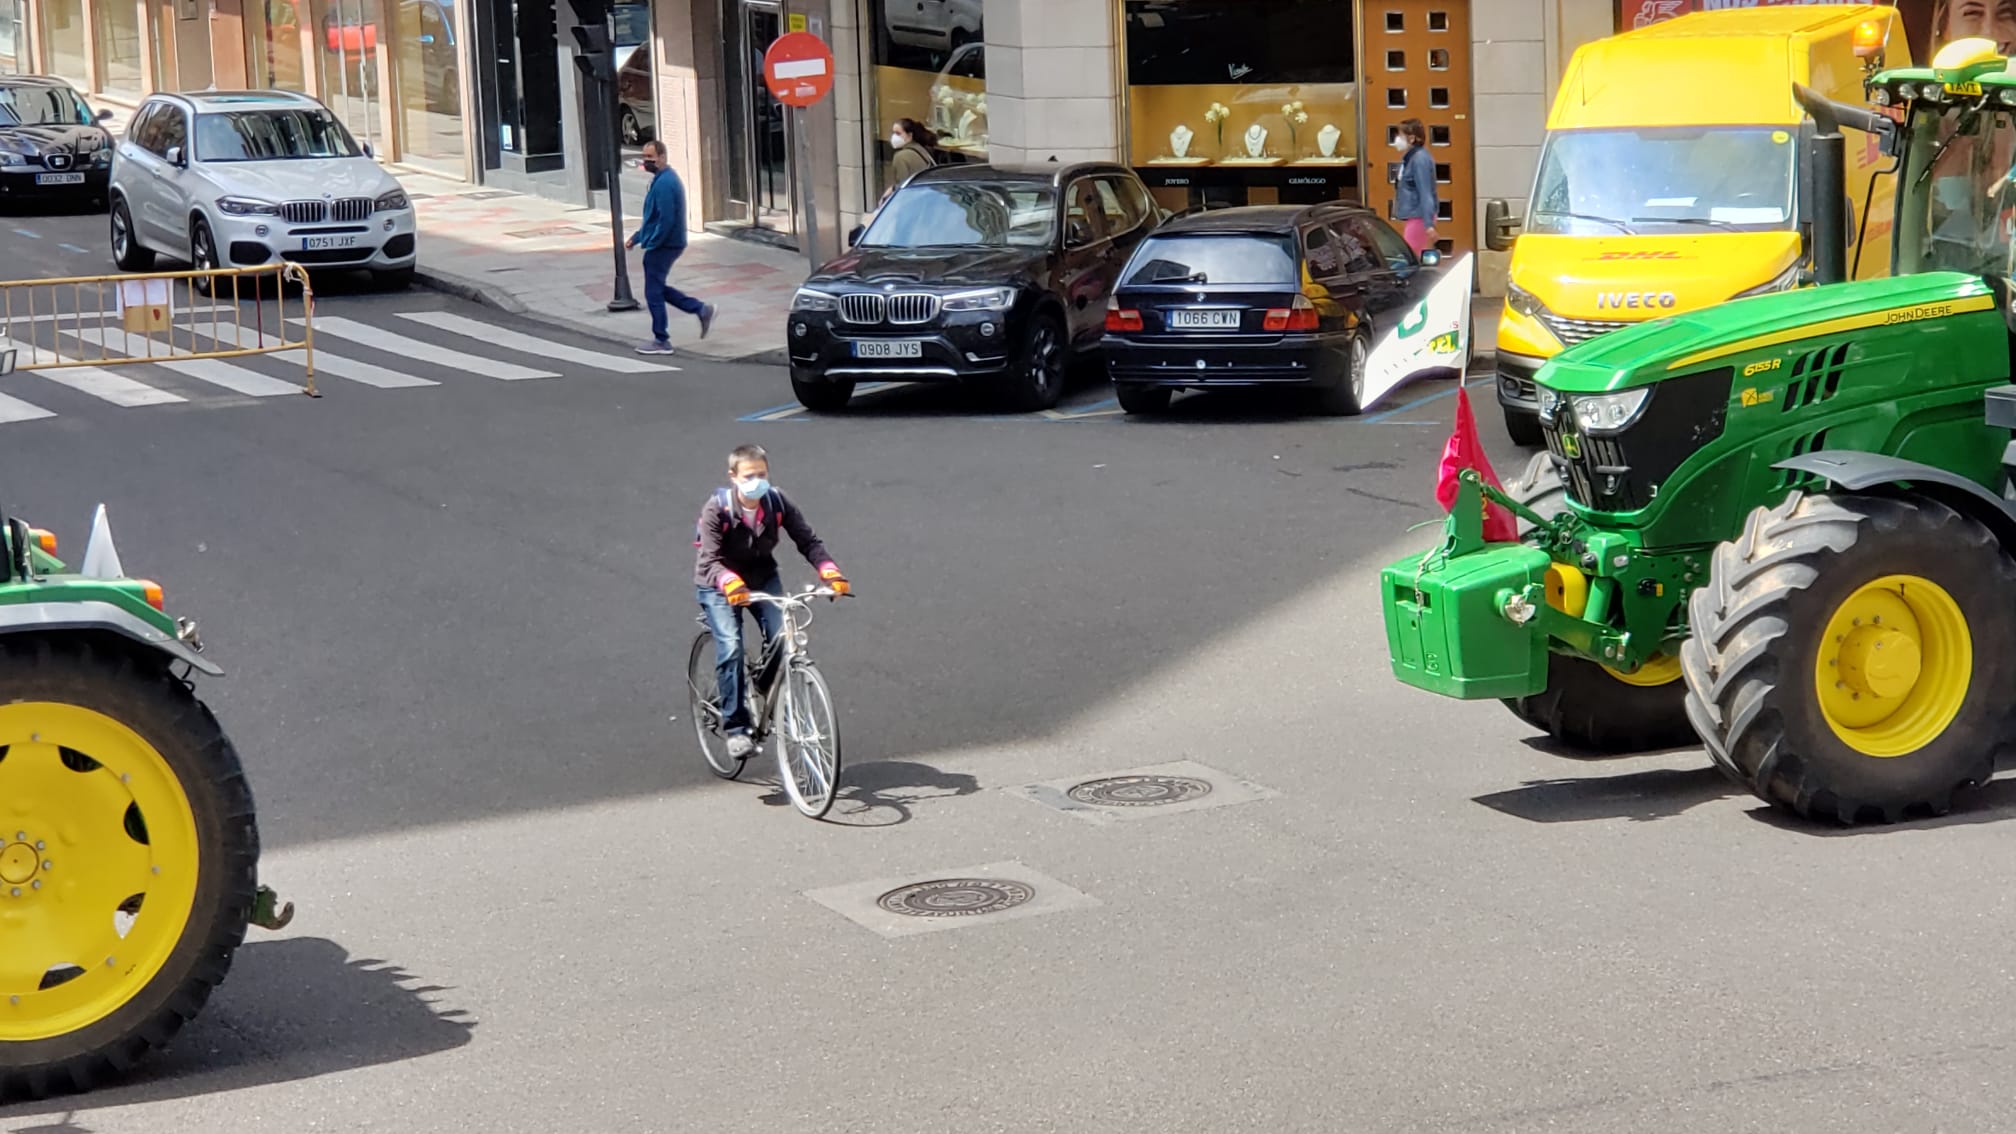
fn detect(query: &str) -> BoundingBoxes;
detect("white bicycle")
[686,586,846,819]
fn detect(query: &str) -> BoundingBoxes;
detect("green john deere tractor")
[0,501,289,1098]
[1382,38,2016,824]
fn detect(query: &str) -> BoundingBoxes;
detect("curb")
[409,263,783,365]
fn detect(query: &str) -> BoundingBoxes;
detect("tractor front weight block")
[1382,538,1553,700]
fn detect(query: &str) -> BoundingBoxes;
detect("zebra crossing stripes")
[394,311,678,374]
[0,390,55,424]
[309,317,561,381]
[182,322,438,389]
[0,335,186,408]
[68,328,303,397]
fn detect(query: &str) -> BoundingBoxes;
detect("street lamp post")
[568,0,639,312]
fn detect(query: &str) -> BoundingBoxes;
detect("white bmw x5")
[109,89,417,293]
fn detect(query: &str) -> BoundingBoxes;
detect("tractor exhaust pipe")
[1794,82,1891,287]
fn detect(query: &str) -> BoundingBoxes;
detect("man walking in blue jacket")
[625,139,716,354]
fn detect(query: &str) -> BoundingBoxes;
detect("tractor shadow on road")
[1473,761,1745,824]
[0,937,474,1121]
[757,759,982,827]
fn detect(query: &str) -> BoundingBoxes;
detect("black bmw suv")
[0,75,115,209]
[786,161,1161,412]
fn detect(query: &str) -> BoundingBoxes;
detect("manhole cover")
[876,878,1035,918]
[1067,774,1214,807]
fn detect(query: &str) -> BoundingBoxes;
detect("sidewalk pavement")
[396,170,809,364]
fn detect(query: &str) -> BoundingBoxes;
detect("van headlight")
[1731,261,1801,300]
[1505,282,1546,320]
[1572,388,1651,435]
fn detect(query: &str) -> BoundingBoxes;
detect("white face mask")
[891,132,907,149]
[1391,136,1410,153]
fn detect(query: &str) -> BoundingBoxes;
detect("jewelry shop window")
[869,0,986,197]
[1125,0,1360,214]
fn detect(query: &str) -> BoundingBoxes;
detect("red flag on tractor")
[1435,387,1520,542]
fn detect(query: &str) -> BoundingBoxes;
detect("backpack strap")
[694,486,735,546]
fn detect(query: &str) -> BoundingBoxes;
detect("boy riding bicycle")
[694,444,850,758]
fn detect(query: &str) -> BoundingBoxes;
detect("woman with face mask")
[1391,118,1439,257]
[880,118,940,207]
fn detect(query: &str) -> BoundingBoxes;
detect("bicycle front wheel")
[687,631,745,780]
[777,662,842,819]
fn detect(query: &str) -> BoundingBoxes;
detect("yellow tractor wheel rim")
[1605,652,1683,687]
[1813,574,1971,757]
[0,702,199,1042]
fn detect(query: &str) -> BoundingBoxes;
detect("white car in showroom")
[109,89,417,293]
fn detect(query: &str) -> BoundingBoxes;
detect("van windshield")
[1527,126,1798,237]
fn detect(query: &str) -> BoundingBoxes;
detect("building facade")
[15,0,1903,296]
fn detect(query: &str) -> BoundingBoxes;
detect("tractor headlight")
[1731,260,1802,301]
[1536,385,1564,425]
[1922,82,1946,101]
[1572,388,1651,435]
[1873,86,1893,107]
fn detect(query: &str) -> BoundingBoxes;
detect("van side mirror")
[1484,199,1519,252]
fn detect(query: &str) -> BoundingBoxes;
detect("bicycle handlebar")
[742,586,852,608]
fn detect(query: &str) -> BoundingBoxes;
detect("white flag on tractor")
[1359,252,1475,411]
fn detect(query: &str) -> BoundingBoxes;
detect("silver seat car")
[109,90,417,293]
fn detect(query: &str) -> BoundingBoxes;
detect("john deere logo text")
[1742,357,1782,378]
[1559,432,1582,459]
[1596,291,1678,311]
[1594,251,1682,261]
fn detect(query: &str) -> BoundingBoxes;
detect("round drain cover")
[1067,774,1213,807]
[877,878,1035,918]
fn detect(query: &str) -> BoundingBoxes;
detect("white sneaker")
[725,733,755,759]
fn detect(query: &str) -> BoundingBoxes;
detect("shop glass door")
[725,0,794,235]
[319,0,385,153]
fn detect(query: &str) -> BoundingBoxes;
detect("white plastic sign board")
[1359,252,1475,411]
[115,278,173,314]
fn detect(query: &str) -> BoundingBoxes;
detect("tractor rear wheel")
[1682,492,2016,823]
[1499,452,1696,754]
[0,635,257,1099]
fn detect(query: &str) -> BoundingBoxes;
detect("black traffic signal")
[568,0,614,80]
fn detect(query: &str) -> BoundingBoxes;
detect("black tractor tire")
[1498,451,1696,754]
[110,198,154,271]
[1681,491,2016,824]
[790,370,855,413]
[1114,383,1172,415]
[1504,406,1545,448]
[0,634,257,1100]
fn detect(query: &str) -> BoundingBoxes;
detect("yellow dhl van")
[1485,4,1908,446]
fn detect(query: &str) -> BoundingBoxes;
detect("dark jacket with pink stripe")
[693,487,836,590]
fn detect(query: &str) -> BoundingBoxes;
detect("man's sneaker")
[636,339,675,355]
[697,303,716,340]
[725,733,755,759]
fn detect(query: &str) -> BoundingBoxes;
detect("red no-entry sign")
[763,31,835,108]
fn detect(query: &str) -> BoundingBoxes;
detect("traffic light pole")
[568,0,637,312]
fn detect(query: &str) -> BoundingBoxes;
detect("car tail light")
[1263,294,1319,332]
[1105,300,1143,333]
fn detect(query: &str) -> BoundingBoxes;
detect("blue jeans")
[696,573,782,735]
[642,245,705,342]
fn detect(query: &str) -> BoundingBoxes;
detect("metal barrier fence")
[0,262,318,396]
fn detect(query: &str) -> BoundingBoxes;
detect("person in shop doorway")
[878,118,939,208]
[626,139,716,355]
[1391,118,1440,258]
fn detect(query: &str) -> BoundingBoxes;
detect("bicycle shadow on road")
[0,937,474,1123]
[1473,762,1745,824]
[758,759,981,827]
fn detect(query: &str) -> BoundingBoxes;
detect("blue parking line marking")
[12,228,40,239]
[58,243,89,254]
[1360,373,1487,425]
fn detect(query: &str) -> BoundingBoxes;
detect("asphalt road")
[4,207,2013,1134]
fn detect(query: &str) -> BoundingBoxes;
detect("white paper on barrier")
[1358,252,1475,412]
[115,278,172,315]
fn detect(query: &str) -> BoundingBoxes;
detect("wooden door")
[1360,0,1474,255]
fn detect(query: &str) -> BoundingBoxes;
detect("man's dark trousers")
[643,245,705,342]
